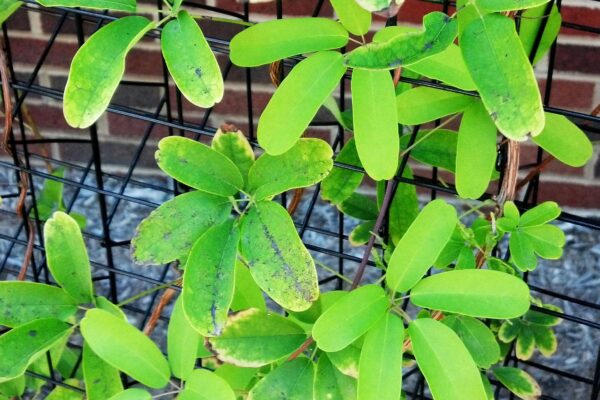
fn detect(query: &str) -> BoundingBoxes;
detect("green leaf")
[519,4,561,64]
[522,225,565,259]
[168,296,200,380]
[33,167,64,221]
[330,0,371,36]
[248,138,333,201]
[96,296,126,320]
[349,220,376,246]
[80,309,170,389]
[352,69,399,180]
[387,199,457,293]
[64,16,153,128]
[524,303,561,326]
[314,354,356,400]
[0,375,24,398]
[354,0,391,12]
[248,358,314,400]
[509,231,538,271]
[396,87,475,125]
[240,201,319,312]
[532,113,593,167]
[44,211,94,304]
[178,369,236,400]
[46,378,83,400]
[207,308,307,367]
[107,389,151,400]
[183,219,240,336]
[0,0,22,25]
[519,201,560,227]
[442,315,500,368]
[155,136,244,196]
[230,18,348,67]
[389,169,419,245]
[345,12,457,70]
[161,11,224,108]
[37,0,134,11]
[215,364,258,394]
[313,285,388,352]
[406,45,476,91]
[409,318,487,400]
[498,321,521,343]
[478,0,550,12]
[460,13,545,139]
[0,318,72,383]
[328,339,362,378]
[492,367,541,400]
[410,269,531,319]
[400,129,458,173]
[212,128,255,186]
[258,51,347,155]
[456,101,497,199]
[83,343,123,400]
[231,261,267,312]
[516,327,535,360]
[289,290,347,325]
[530,325,557,357]
[0,281,77,327]
[357,313,404,400]
[132,190,231,265]
[338,193,378,221]
[321,139,364,205]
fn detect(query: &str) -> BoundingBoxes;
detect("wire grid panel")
[0,0,599,398]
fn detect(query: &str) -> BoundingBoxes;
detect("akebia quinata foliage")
[0,0,594,398]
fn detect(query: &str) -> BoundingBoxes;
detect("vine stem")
[117,278,181,307]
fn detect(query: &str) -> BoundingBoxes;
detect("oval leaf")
[410,269,531,319]
[132,190,231,265]
[460,13,544,139]
[386,199,457,293]
[258,51,347,155]
[230,18,348,67]
[248,358,314,400]
[155,136,244,196]
[321,138,364,205]
[396,87,475,126]
[80,309,170,389]
[240,201,319,312]
[406,45,476,91]
[456,101,498,199]
[442,315,500,369]
[519,4,561,65]
[492,367,541,400]
[64,16,153,128]
[0,281,77,327]
[107,389,152,400]
[44,211,94,304]
[207,308,307,367]
[351,69,399,180]
[409,318,487,400]
[358,313,404,400]
[312,285,388,352]
[532,113,593,167]
[37,0,135,11]
[183,219,240,336]
[478,0,550,12]
[82,343,123,400]
[314,354,357,400]
[168,296,200,380]
[179,369,235,400]
[162,11,223,108]
[212,128,255,186]
[247,138,333,201]
[330,0,371,36]
[231,262,267,312]
[0,318,72,383]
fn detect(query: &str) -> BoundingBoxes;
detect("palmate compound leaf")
[162,11,224,108]
[257,51,347,155]
[410,269,531,319]
[44,211,94,304]
[330,0,371,36]
[386,199,457,293]
[314,354,357,400]
[247,138,333,201]
[168,296,201,380]
[357,312,404,400]
[456,101,498,199]
[82,343,123,400]
[345,12,457,70]
[178,369,236,400]
[183,219,240,336]
[229,18,348,67]
[460,13,545,140]
[0,281,77,327]
[64,16,153,128]
[0,318,73,383]
[351,69,399,180]
[155,136,244,196]
[409,318,487,400]
[131,190,231,265]
[37,0,135,12]
[207,308,307,367]
[240,201,319,312]
[80,309,170,389]
[492,367,541,400]
[312,285,389,352]
[247,358,315,400]
[532,113,593,167]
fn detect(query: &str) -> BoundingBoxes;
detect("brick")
[6,8,31,31]
[214,0,334,17]
[25,104,80,133]
[106,113,171,138]
[397,0,447,25]
[58,139,159,169]
[520,143,585,177]
[560,6,600,37]
[538,79,595,111]
[536,181,600,209]
[555,44,600,75]
[8,37,77,68]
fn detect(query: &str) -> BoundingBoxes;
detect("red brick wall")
[3,0,599,208]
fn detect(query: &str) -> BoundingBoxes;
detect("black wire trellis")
[0,0,599,398]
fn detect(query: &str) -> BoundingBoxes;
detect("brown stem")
[496,140,520,212]
[144,287,177,336]
[516,155,555,191]
[287,337,314,361]
[287,188,304,215]
[269,60,283,88]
